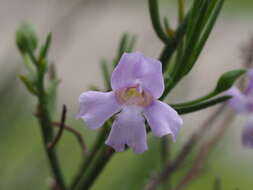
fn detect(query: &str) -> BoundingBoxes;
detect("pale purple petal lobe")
[111,52,164,98]
[143,100,183,141]
[226,87,251,113]
[242,117,253,148]
[245,68,253,95]
[77,91,121,129]
[105,107,148,153]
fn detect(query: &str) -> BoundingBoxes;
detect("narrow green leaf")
[39,32,52,59]
[38,58,48,75]
[214,69,246,93]
[126,35,137,52]
[100,59,111,90]
[164,0,224,96]
[47,79,60,114]
[171,91,216,108]
[177,0,185,23]
[113,33,136,68]
[148,0,170,43]
[169,69,245,108]
[19,74,37,95]
[117,33,128,60]
[23,54,36,76]
[159,13,189,71]
[181,0,224,77]
[174,96,231,115]
[179,0,213,78]
[185,0,206,44]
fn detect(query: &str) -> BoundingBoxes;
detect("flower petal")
[144,100,183,141]
[77,91,121,129]
[105,107,148,153]
[245,68,253,95]
[241,117,253,149]
[111,52,164,98]
[226,87,250,113]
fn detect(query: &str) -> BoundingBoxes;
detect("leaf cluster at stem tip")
[149,0,226,98]
[16,23,58,102]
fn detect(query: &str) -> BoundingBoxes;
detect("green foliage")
[100,59,111,90]
[215,69,246,93]
[180,0,225,78]
[148,0,171,43]
[113,33,137,68]
[100,33,136,91]
[16,23,38,55]
[39,33,52,60]
[18,74,37,95]
[171,69,245,110]
[161,0,225,96]
[174,96,231,115]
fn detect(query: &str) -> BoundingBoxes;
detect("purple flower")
[77,52,183,153]
[227,69,253,148]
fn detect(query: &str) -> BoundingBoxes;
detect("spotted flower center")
[115,86,153,107]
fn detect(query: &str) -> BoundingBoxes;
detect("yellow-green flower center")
[115,86,153,107]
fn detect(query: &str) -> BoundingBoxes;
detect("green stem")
[160,137,171,190]
[170,91,216,108]
[174,96,231,115]
[100,59,111,90]
[75,146,114,190]
[161,137,170,165]
[159,12,189,72]
[148,0,170,43]
[36,69,66,190]
[70,124,110,189]
[178,0,185,23]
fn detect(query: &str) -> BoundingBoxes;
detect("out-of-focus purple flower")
[227,68,253,148]
[77,52,183,153]
[241,117,253,148]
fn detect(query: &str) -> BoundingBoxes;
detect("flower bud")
[16,23,38,54]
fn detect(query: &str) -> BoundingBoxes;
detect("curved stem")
[52,122,87,156]
[148,0,170,43]
[48,105,66,150]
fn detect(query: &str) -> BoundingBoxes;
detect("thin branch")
[51,122,87,156]
[35,106,87,156]
[173,111,235,190]
[48,105,67,150]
